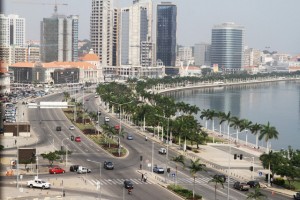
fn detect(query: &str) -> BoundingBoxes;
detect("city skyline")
[2,0,300,55]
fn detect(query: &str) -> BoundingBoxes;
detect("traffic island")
[167,184,202,200]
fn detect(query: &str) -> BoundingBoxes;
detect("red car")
[75,136,81,142]
[49,167,65,174]
[115,125,120,130]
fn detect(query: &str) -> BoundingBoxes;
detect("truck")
[27,179,51,189]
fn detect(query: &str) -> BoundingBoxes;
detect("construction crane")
[12,0,68,14]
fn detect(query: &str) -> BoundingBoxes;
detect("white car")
[77,166,91,174]
[104,117,110,122]
[27,179,51,189]
[69,125,75,130]
[158,148,167,155]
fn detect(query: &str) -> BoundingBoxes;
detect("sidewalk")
[97,100,296,199]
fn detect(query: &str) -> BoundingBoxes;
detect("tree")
[188,158,206,199]
[200,109,210,129]
[230,116,241,143]
[259,121,279,152]
[246,188,267,200]
[250,123,262,149]
[239,119,252,146]
[208,175,225,200]
[40,152,61,166]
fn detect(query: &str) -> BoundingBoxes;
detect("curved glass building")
[211,22,244,72]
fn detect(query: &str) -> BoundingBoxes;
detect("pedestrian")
[15,139,17,145]
[270,177,273,186]
[141,173,144,181]
[144,173,147,182]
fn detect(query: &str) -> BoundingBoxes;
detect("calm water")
[165,80,300,150]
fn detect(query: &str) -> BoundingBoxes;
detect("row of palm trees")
[200,109,279,151]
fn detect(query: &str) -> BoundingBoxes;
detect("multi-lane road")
[1,90,291,200]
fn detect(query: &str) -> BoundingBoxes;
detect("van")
[77,166,91,174]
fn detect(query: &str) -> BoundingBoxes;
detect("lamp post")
[155,114,171,146]
[87,159,102,200]
[61,138,70,167]
[110,100,132,157]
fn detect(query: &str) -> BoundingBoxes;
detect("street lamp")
[87,159,102,200]
[155,114,171,146]
[61,138,70,167]
[110,100,133,157]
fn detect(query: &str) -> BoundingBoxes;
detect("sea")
[165,80,300,151]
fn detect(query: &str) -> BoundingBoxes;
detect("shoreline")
[155,77,300,152]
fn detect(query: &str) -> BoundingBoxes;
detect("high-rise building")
[90,0,113,66]
[40,14,79,62]
[194,43,211,66]
[177,46,193,65]
[156,2,177,69]
[244,48,262,67]
[0,14,26,47]
[211,22,244,72]
[0,14,26,65]
[120,0,154,66]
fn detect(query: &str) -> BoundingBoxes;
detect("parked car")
[49,167,65,174]
[69,165,79,172]
[158,148,167,155]
[75,136,81,142]
[294,192,300,200]
[247,180,260,188]
[127,135,133,140]
[77,166,91,174]
[104,161,114,170]
[124,180,133,189]
[213,174,226,182]
[233,181,250,191]
[69,125,75,130]
[27,179,51,189]
[153,166,164,174]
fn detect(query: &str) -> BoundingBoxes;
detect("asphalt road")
[1,90,291,200]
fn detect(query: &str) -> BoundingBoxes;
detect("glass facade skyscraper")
[156,2,177,68]
[211,22,244,71]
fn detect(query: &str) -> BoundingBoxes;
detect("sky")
[2,0,300,55]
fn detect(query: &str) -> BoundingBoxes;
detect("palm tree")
[207,110,217,132]
[259,121,279,152]
[219,111,231,140]
[208,175,225,200]
[229,116,241,143]
[239,119,252,146]
[200,109,210,129]
[246,187,267,200]
[188,158,206,199]
[250,123,262,149]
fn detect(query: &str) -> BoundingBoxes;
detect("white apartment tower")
[0,14,25,47]
[120,0,154,66]
[90,0,113,66]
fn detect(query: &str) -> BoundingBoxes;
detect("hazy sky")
[3,0,300,55]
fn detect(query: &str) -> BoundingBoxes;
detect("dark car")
[124,180,133,189]
[294,192,300,200]
[56,126,61,131]
[233,181,250,191]
[213,174,226,182]
[247,180,260,188]
[104,161,114,170]
[70,165,79,172]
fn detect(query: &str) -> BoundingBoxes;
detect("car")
[233,181,250,191]
[104,161,114,170]
[49,167,65,174]
[27,179,51,189]
[69,165,79,172]
[213,174,226,182]
[115,124,120,130]
[153,166,165,174]
[69,125,75,130]
[104,116,110,122]
[127,135,133,140]
[75,136,81,142]
[294,192,300,200]
[94,95,98,98]
[158,148,167,155]
[77,166,91,174]
[247,180,260,188]
[56,126,61,131]
[124,180,133,189]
